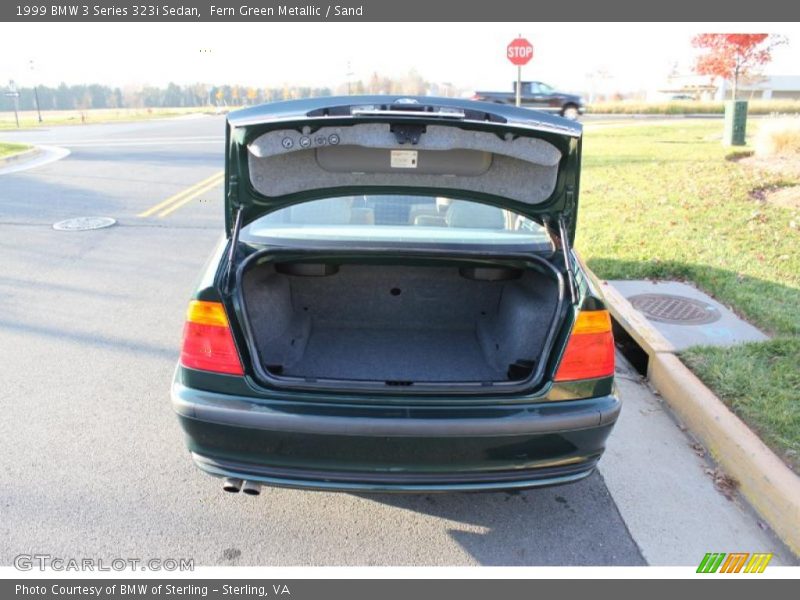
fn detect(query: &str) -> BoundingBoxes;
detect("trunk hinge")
[225,205,243,294]
[227,171,240,212]
[557,213,578,306]
[563,185,576,221]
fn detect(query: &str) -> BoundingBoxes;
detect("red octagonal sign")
[507,37,534,66]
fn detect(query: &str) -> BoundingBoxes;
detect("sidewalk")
[601,354,795,565]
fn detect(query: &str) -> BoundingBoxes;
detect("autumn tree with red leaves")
[692,34,784,100]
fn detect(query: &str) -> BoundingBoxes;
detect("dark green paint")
[172,97,619,491]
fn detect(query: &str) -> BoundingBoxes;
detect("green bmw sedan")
[171,96,619,495]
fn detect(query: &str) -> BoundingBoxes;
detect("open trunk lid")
[224,95,582,243]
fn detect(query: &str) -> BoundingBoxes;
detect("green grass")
[577,120,800,468]
[588,99,800,115]
[0,142,31,158]
[683,340,800,469]
[0,106,213,130]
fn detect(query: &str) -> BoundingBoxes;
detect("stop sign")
[507,37,534,66]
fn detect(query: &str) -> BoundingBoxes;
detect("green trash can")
[723,100,748,146]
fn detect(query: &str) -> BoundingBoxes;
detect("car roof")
[226,95,582,137]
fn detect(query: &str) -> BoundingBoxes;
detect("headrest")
[445,201,506,229]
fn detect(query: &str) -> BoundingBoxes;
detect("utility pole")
[346,61,354,95]
[29,60,43,123]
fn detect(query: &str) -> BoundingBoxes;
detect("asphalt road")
[0,116,793,567]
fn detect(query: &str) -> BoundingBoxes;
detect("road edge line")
[600,279,800,556]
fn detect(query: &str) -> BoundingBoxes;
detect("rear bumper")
[172,380,620,492]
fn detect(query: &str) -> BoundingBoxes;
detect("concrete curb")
[601,280,800,556]
[0,146,40,167]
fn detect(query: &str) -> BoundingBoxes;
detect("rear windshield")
[242,195,552,249]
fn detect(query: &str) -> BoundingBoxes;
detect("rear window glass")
[242,195,552,248]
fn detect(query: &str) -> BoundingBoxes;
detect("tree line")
[2,71,461,112]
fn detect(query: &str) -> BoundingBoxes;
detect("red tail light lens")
[554,310,615,382]
[180,300,244,375]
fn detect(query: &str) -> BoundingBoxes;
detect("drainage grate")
[628,293,721,325]
[53,217,116,231]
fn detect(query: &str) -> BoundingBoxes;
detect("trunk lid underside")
[225,96,582,240]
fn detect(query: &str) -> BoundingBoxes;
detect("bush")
[587,100,800,116]
[754,117,800,157]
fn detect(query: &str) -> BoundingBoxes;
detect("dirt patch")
[740,154,800,179]
[749,184,800,209]
[765,186,800,209]
[742,153,800,209]
[750,185,800,209]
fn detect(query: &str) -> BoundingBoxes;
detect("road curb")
[601,280,800,556]
[0,146,41,167]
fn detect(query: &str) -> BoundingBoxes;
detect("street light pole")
[29,59,43,123]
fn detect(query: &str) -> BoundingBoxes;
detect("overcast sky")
[2,22,799,92]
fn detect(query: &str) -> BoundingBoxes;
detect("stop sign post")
[507,37,534,107]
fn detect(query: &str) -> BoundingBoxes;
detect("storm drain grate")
[53,217,116,231]
[628,293,721,325]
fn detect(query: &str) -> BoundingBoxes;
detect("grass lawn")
[577,120,800,469]
[0,142,31,159]
[0,106,213,130]
[588,99,800,115]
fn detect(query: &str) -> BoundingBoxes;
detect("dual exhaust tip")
[222,477,261,496]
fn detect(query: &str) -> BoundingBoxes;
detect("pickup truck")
[473,81,586,120]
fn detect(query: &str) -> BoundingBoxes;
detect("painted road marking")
[138,171,224,218]
[156,174,224,218]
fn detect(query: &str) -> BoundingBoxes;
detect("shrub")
[754,117,800,157]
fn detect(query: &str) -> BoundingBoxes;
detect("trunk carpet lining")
[242,263,560,384]
[282,326,504,382]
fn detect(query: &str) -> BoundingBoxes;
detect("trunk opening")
[237,252,564,394]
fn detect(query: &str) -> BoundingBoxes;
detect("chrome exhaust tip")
[241,480,262,496]
[222,477,243,493]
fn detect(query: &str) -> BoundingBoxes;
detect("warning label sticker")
[390,150,418,169]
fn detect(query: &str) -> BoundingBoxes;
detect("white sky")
[1,22,799,93]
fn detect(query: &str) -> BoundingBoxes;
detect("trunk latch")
[390,123,426,145]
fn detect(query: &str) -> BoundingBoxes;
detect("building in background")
[714,75,800,100]
[652,69,800,102]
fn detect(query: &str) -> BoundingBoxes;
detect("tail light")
[180,300,244,375]
[554,309,615,382]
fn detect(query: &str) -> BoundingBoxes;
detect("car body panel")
[172,368,619,492]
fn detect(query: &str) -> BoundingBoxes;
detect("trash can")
[723,100,748,146]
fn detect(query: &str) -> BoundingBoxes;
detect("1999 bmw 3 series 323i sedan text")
[171,96,619,495]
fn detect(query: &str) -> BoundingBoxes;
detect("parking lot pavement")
[0,118,793,566]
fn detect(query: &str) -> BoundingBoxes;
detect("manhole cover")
[628,293,721,325]
[53,217,116,231]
